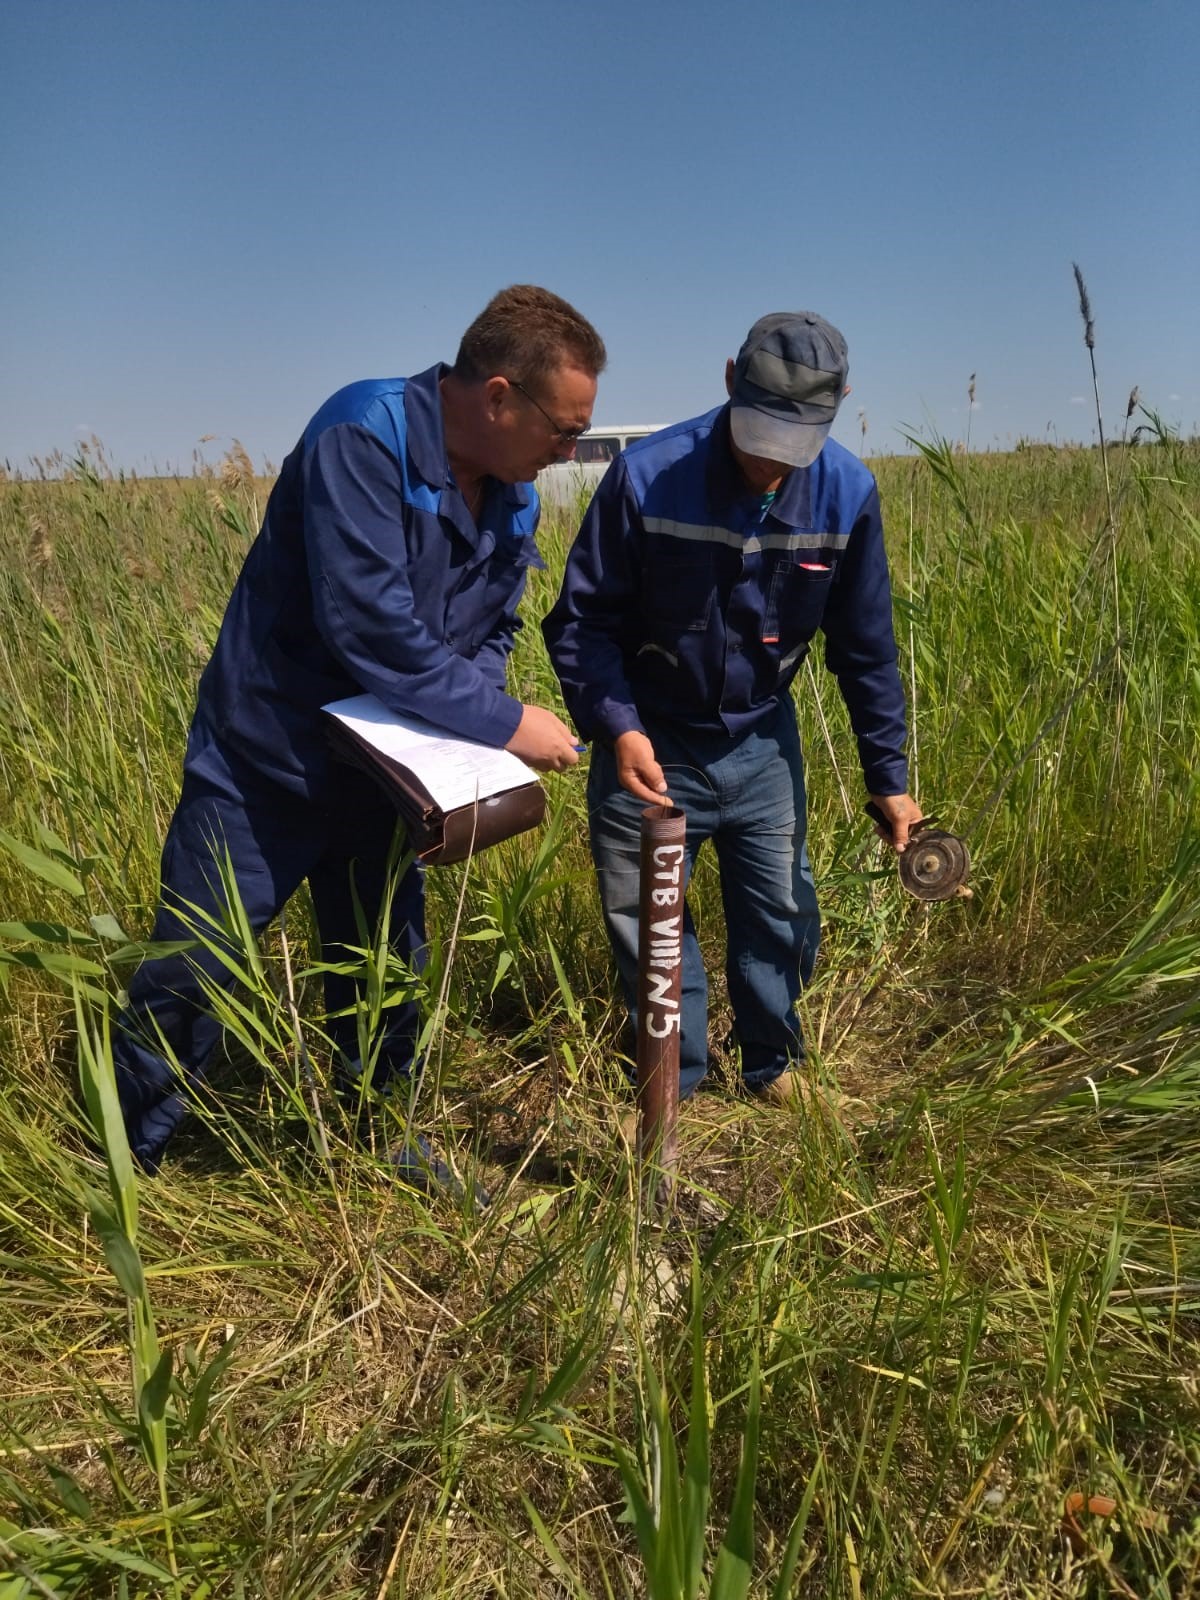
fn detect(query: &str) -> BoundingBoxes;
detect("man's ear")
[482,375,510,420]
[725,358,736,397]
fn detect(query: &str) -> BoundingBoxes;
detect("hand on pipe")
[614,730,671,806]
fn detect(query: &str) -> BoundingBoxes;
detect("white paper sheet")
[324,694,537,812]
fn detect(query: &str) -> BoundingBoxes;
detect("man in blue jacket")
[114,285,605,1187]
[543,311,920,1112]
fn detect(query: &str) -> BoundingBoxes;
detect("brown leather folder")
[324,712,545,865]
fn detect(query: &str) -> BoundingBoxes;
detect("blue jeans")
[587,701,819,1097]
[113,724,424,1170]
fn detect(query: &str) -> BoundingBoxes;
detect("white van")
[537,425,664,508]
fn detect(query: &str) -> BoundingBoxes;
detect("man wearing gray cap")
[543,312,920,1109]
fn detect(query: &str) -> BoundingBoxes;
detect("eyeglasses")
[508,378,591,445]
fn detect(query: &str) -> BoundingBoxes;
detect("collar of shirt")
[402,363,533,545]
[705,403,812,529]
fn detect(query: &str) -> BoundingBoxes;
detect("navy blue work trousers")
[112,723,422,1170]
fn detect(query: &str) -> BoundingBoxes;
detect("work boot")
[747,1072,865,1132]
[388,1135,491,1211]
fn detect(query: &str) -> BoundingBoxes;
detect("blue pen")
[573,743,588,753]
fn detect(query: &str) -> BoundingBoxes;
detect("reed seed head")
[1125,386,1140,421]
[27,517,53,568]
[220,440,255,492]
[968,373,976,406]
[1072,262,1095,349]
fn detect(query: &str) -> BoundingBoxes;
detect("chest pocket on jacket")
[642,542,716,632]
[450,535,534,652]
[764,553,835,648]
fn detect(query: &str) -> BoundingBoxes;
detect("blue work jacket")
[543,406,908,796]
[193,364,538,800]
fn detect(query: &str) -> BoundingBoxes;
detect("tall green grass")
[0,432,1197,1595]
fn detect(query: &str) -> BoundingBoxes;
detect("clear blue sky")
[4,0,1197,472]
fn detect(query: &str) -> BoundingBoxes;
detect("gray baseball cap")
[729,312,849,468]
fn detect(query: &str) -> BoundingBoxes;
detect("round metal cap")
[897,826,971,901]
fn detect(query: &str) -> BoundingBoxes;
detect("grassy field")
[0,427,1198,1598]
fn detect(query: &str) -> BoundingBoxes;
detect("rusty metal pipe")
[636,805,687,1205]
